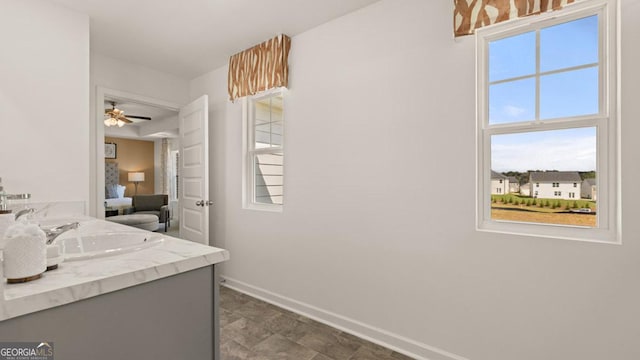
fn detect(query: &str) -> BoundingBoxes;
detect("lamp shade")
[128,172,145,182]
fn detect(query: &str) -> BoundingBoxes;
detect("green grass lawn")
[491,194,596,212]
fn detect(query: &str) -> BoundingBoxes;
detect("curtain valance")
[228,34,291,101]
[454,0,576,37]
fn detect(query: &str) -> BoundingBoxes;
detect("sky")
[488,15,599,172]
[491,127,596,172]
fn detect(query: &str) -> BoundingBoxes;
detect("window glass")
[254,153,284,205]
[489,78,536,124]
[254,95,283,148]
[489,31,536,82]
[540,67,599,119]
[540,15,599,72]
[490,127,597,227]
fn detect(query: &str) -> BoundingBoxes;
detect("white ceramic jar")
[2,222,46,282]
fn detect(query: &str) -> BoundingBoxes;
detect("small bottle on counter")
[0,178,10,215]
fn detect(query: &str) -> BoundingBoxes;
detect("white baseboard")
[221,276,469,360]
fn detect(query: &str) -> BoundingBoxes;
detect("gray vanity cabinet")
[0,266,220,360]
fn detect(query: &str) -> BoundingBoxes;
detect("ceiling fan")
[104,101,152,127]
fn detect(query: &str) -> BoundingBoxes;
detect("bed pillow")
[116,185,126,198]
[105,184,118,199]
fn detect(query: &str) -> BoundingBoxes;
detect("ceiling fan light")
[117,119,125,127]
[104,117,120,127]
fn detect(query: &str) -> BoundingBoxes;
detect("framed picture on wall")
[105,143,117,159]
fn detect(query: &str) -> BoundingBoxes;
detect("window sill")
[243,203,283,213]
[477,220,620,245]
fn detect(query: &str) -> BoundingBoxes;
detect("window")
[170,150,179,201]
[244,91,284,210]
[477,0,619,243]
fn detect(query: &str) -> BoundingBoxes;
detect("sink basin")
[61,232,164,261]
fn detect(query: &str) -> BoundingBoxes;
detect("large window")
[244,91,284,210]
[476,0,619,242]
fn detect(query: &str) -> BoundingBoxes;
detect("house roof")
[529,171,581,182]
[491,170,507,179]
[507,176,518,184]
[583,178,597,186]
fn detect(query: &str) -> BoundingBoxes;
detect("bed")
[105,162,132,213]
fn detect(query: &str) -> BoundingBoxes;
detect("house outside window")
[476,0,619,243]
[243,91,284,211]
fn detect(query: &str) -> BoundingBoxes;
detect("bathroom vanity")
[0,218,229,360]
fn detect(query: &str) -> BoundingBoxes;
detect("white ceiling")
[51,0,380,79]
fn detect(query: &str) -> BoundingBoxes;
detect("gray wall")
[189,0,640,359]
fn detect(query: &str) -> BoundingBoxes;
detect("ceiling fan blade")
[126,115,152,121]
[104,102,151,123]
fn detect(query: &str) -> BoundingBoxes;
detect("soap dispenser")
[0,177,15,242]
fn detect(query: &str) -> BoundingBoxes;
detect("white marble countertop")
[0,218,229,321]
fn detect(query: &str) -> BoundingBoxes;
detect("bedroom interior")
[103,99,181,234]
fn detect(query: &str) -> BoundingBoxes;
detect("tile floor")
[165,218,179,238]
[219,286,415,360]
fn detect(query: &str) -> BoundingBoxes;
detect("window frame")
[475,0,620,243]
[242,89,285,212]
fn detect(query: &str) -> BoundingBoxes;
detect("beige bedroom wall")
[105,137,155,196]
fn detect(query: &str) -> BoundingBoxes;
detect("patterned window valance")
[454,0,577,37]
[228,34,291,102]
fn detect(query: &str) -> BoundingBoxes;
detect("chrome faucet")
[14,208,35,221]
[43,222,79,245]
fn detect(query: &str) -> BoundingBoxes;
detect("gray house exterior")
[507,176,520,193]
[581,178,597,200]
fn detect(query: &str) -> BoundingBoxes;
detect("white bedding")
[105,197,132,211]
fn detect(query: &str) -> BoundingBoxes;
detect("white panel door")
[179,95,210,244]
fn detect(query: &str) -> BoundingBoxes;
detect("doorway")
[93,87,211,244]
[94,87,181,223]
